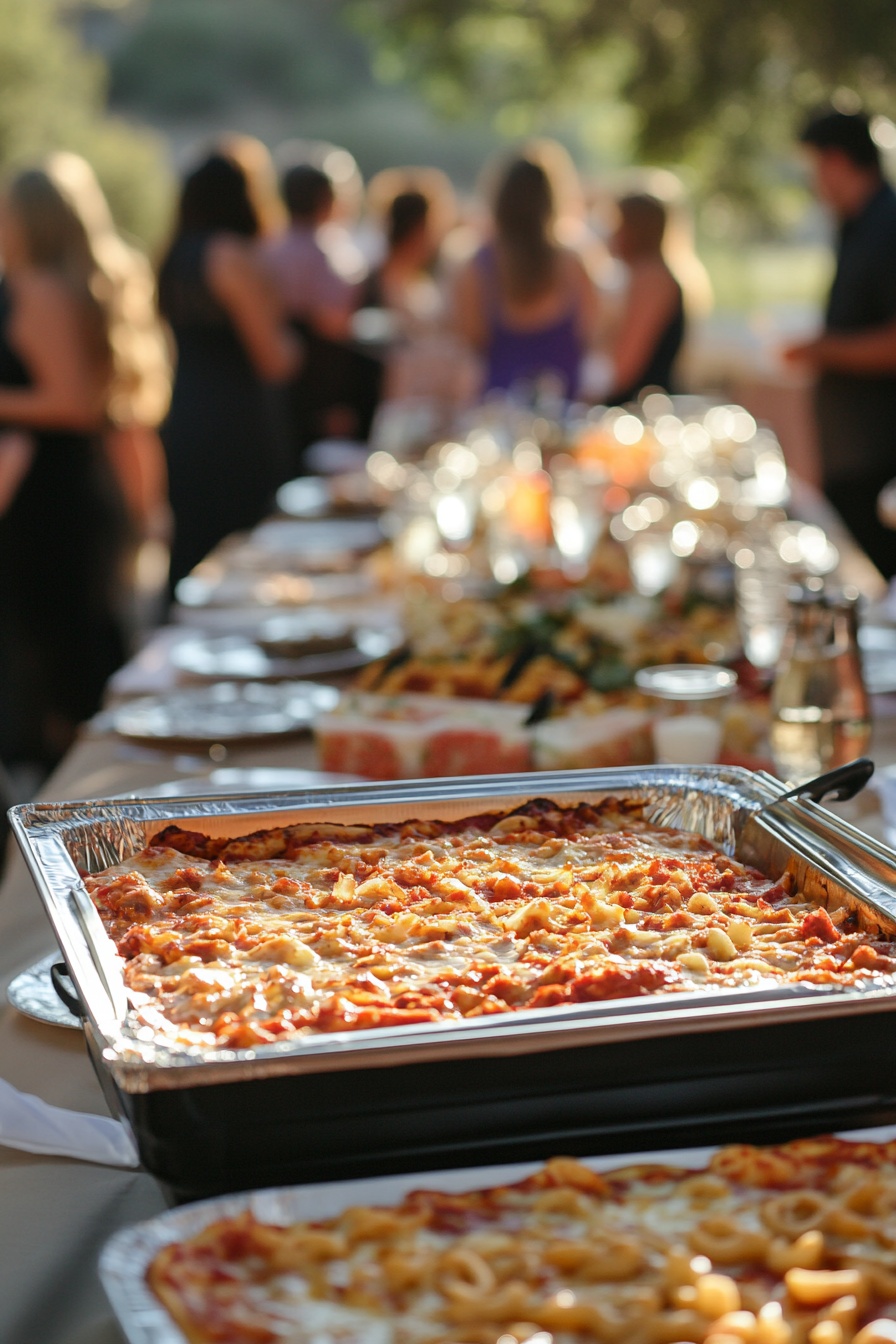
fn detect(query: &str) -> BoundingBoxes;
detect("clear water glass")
[549,464,604,570]
[734,553,792,672]
[627,525,680,597]
[635,664,738,764]
[769,586,871,784]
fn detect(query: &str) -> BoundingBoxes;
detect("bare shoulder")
[629,258,678,296]
[559,246,589,275]
[452,255,485,315]
[9,269,88,352]
[558,247,593,291]
[205,233,258,288]
[13,268,80,320]
[455,253,482,289]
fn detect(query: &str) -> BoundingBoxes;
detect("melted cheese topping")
[147,1137,896,1344]
[83,799,896,1050]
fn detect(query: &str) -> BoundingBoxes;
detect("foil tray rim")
[98,1123,896,1344]
[13,764,896,1093]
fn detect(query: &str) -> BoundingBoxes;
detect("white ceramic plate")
[168,632,395,682]
[175,568,376,610]
[136,767,360,797]
[7,953,80,1031]
[276,472,375,518]
[109,681,339,744]
[250,517,383,556]
[860,624,896,696]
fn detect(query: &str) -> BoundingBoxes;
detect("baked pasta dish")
[83,798,896,1051]
[359,592,738,704]
[148,1136,896,1343]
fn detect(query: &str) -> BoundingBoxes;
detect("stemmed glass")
[549,457,605,577]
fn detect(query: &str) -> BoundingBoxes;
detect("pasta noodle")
[82,798,896,1050]
[147,1135,896,1344]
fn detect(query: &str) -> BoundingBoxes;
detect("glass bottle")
[829,586,873,757]
[769,585,871,784]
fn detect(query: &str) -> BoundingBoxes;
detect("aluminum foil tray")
[100,1124,896,1343]
[11,765,896,1096]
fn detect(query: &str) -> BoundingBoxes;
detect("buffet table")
[2,391,895,1341]
[0,731,322,1344]
[0,712,895,1344]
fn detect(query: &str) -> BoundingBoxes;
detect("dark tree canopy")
[352,0,896,161]
[108,0,374,118]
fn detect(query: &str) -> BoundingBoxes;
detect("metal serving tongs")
[65,882,129,1023]
[753,757,875,821]
[742,756,896,931]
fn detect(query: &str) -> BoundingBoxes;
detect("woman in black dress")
[605,193,685,404]
[159,153,300,589]
[0,154,148,769]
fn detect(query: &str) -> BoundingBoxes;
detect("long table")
[2,716,895,1342]
[0,730,321,1344]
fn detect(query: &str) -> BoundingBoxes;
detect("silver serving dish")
[106,680,338,745]
[99,1122,896,1343]
[95,1139,739,1344]
[10,765,896,1096]
[6,952,80,1030]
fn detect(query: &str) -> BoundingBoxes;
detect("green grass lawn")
[700,242,832,315]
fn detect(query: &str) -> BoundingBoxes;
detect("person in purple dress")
[454,157,598,403]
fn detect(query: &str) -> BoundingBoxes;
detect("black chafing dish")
[11,764,896,1200]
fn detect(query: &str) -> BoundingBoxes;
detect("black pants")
[825,471,896,581]
[287,321,383,472]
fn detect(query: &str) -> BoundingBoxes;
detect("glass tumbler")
[734,549,792,674]
[635,664,738,765]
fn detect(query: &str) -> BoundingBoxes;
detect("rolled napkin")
[0,1076,140,1167]
[306,438,369,475]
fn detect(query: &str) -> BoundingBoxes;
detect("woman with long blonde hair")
[0,151,165,768]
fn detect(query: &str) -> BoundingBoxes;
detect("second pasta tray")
[102,1126,896,1344]
[13,766,896,1197]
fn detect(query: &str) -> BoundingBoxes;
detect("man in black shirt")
[785,108,896,578]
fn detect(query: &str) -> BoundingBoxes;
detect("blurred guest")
[362,190,440,326]
[314,151,369,290]
[0,155,148,766]
[598,192,685,405]
[523,138,614,288]
[263,163,381,464]
[263,165,355,340]
[364,169,457,317]
[274,139,369,285]
[218,132,286,240]
[454,156,598,402]
[362,167,477,408]
[784,107,896,578]
[655,178,714,322]
[159,151,300,589]
[73,156,172,567]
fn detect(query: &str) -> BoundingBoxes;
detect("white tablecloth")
[1,714,894,1342]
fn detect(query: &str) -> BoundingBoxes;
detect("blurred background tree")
[102,0,507,188]
[11,0,894,315]
[352,0,896,178]
[0,0,170,246]
[345,0,896,310]
[95,0,896,252]
[106,0,372,119]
